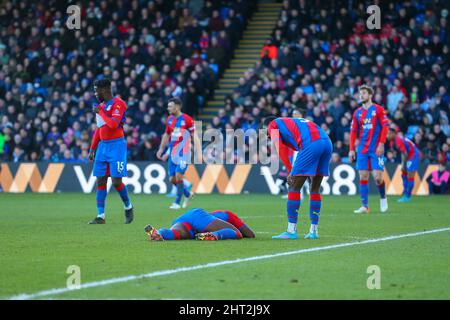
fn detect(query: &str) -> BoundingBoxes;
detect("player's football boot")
[144,225,164,241]
[195,232,219,241]
[380,197,388,212]
[304,231,319,239]
[272,231,298,239]
[88,217,105,224]
[397,196,411,203]
[354,206,370,214]
[124,206,134,224]
[182,192,194,209]
[169,203,181,210]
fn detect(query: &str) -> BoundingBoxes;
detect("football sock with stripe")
[406,177,415,197]
[309,193,321,233]
[115,183,132,209]
[212,229,242,240]
[158,228,180,240]
[377,180,386,199]
[286,188,301,233]
[96,185,107,219]
[175,182,184,205]
[360,179,369,208]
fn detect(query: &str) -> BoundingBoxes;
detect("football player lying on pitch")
[144,208,255,241]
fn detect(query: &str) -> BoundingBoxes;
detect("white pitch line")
[8,227,450,300]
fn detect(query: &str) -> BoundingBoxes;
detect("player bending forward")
[349,85,389,214]
[387,128,422,202]
[266,116,333,240]
[88,79,133,224]
[144,208,255,241]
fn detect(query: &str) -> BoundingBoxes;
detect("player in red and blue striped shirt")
[387,128,422,202]
[349,85,389,214]
[157,98,202,210]
[266,116,333,240]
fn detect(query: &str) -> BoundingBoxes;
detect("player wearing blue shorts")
[387,128,422,202]
[156,98,202,210]
[144,208,255,241]
[349,85,389,214]
[265,116,333,240]
[88,79,133,224]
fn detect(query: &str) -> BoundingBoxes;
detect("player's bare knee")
[97,176,108,187]
[112,178,122,189]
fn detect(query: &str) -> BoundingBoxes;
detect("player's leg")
[305,139,332,239]
[272,175,308,239]
[401,168,408,198]
[111,177,134,223]
[145,223,192,241]
[89,176,109,224]
[399,157,418,202]
[355,153,371,213]
[169,175,182,209]
[369,153,388,212]
[196,219,243,241]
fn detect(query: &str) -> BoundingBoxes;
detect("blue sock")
[183,187,190,198]
[377,181,386,199]
[96,185,107,217]
[158,228,180,240]
[360,180,369,208]
[406,178,415,197]
[287,188,301,224]
[309,193,322,226]
[175,182,184,204]
[115,183,131,208]
[212,229,242,240]
[401,172,408,196]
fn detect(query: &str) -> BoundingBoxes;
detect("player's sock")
[96,185,107,219]
[175,182,184,205]
[401,171,408,196]
[360,180,369,208]
[183,185,190,198]
[309,193,321,232]
[115,183,132,209]
[286,188,301,233]
[212,229,242,240]
[158,228,180,240]
[376,180,386,199]
[406,177,415,197]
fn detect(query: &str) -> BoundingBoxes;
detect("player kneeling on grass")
[144,208,255,241]
[264,116,333,240]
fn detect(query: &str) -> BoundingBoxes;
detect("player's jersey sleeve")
[395,136,407,154]
[268,120,292,172]
[349,110,359,151]
[165,116,173,135]
[376,105,389,144]
[90,128,100,151]
[185,115,195,133]
[224,211,246,230]
[99,99,127,129]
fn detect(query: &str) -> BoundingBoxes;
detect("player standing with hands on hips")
[88,78,134,224]
[349,85,389,213]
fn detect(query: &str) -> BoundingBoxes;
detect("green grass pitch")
[0,193,449,300]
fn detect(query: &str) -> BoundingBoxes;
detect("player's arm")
[89,128,100,161]
[97,101,126,129]
[268,122,292,172]
[395,136,408,168]
[226,211,255,238]
[349,111,359,162]
[376,106,389,156]
[157,133,170,160]
[239,225,256,238]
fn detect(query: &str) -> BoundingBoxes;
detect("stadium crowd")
[0,0,449,167]
[0,0,254,162]
[207,0,450,166]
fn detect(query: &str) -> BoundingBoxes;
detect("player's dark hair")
[293,108,307,117]
[261,115,277,129]
[94,78,111,89]
[168,97,182,107]
[358,84,374,95]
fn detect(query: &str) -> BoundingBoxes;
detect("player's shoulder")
[373,103,386,112]
[353,106,364,115]
[182,113,194,122]
[113,96,127,108]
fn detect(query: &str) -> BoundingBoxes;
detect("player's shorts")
[356,152,384,171]
[406,154,420,172]
[291,138,333,176]
[168,154,189,177]
[93,138,127,177]
[172,208,217,233]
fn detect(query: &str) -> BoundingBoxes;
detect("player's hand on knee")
[348,151,355,163]
[89,150,95,161]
